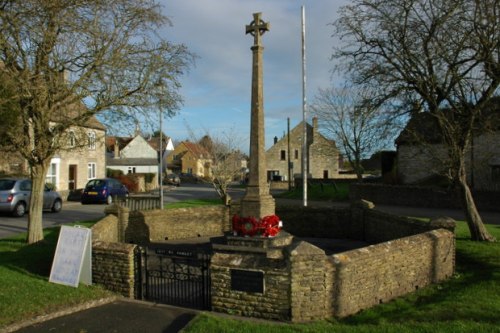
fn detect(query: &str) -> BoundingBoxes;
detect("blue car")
[81,178,129,205]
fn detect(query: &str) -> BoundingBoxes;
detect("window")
[46,162,58,186]
[295,149,299,159]
[128,166,136,174]
[68,131,76,148]
[87,163,96,179]
[280,150,286,161]
[187,168,193,174]
[87,132,96,150]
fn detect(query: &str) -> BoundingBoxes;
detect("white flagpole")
[301,5,308,207]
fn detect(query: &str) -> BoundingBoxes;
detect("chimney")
[312,117,318,130]
[114,141,119,158]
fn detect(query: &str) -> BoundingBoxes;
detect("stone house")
[105,134,173,177]
[266,117,340,181]
[52,118,107,196]
[166,141,211,178]
[0,114,107,199]
[395,103,500,190]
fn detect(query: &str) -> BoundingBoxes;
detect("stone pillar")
[241,12,275,219]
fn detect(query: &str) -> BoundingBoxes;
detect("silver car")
[0,178,63,217]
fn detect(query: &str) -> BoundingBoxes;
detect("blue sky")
[157,0,347,152]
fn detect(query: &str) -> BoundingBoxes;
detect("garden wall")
[350,183,500,212]
[328,229,455,318]
[91,200,456,320]
[92,241,137,298]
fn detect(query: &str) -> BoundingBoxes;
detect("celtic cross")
[246,12,270,46]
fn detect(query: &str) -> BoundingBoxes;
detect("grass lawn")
[165,198,223,209]
[0,221,115,328]
[276,182,350,201]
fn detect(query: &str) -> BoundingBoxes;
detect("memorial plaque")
[231,269,264,293]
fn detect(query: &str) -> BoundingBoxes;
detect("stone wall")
[276,206,353,239]
[92,241,137,298]
[329,229,455,317]
[350,183,500,212]
[91,214,119,242]
[289,241,332,322]
[91,200,456,322]
[125,205,230,244]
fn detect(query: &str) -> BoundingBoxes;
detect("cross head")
[246,12,270,46]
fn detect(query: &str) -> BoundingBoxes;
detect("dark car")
[179,173,200,183]
[0,178,63,217]
[163,173,181,186]
[81,178,129,205]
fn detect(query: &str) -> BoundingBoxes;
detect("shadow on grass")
[0,228,60,277]
[339,242,500,326]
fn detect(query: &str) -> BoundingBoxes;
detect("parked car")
[0,178,63,217]
[179,173,200,183]
[163,173,181,186]
[81,178,129,205]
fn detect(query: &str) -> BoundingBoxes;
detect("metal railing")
[115,195,162,212]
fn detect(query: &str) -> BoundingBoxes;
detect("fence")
[115,195,162,211]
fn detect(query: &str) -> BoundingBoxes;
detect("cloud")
[159,0,347,150]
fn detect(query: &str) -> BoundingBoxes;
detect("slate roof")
[396,97,500,146]
[106,157,159,166]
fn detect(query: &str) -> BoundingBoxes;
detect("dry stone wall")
[92,241,137,298]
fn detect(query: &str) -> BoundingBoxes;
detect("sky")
[156,0,348,152]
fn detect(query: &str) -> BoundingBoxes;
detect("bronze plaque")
[231,269,264,293]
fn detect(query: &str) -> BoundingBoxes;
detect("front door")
[69,165,77,190]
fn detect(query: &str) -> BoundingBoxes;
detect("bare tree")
[0,0,194,243]
[334,0,498,241]
[311,85,396,180]
[187,126,247,205]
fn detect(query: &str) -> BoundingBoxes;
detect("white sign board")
[49,225,92,287]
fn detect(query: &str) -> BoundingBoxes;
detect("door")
[68,165,77,191]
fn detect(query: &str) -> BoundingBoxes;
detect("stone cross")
[245,12,270,47]
[240,12,275,219]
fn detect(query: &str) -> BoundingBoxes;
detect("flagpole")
[301,5,308,207]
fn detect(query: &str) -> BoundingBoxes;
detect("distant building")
[395,101,500,190]
[166,141,212,178]
[266,118,340,181]
[105,134,174,177]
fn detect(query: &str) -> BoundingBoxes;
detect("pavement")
[5,298,198,333]
[3,199,499,333]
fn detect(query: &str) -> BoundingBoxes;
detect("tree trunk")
[26,162,49,244]
[458,164,495,242]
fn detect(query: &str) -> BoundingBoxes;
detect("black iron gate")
[136,246,211,310]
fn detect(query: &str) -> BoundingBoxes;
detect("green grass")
[183,221,500,333]
[0,221,115,328]
[276,182,350,201]
[165,198,223,209]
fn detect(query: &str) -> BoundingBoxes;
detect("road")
[0,183,242,239]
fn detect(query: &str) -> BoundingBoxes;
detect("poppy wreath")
[232,214,282,237]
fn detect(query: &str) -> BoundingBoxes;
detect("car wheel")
[12,202,26,217]
[106,195,113,205]
[51,199,62,213]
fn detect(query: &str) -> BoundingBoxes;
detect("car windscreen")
[85,179,106,188]
[0,179,16,191]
